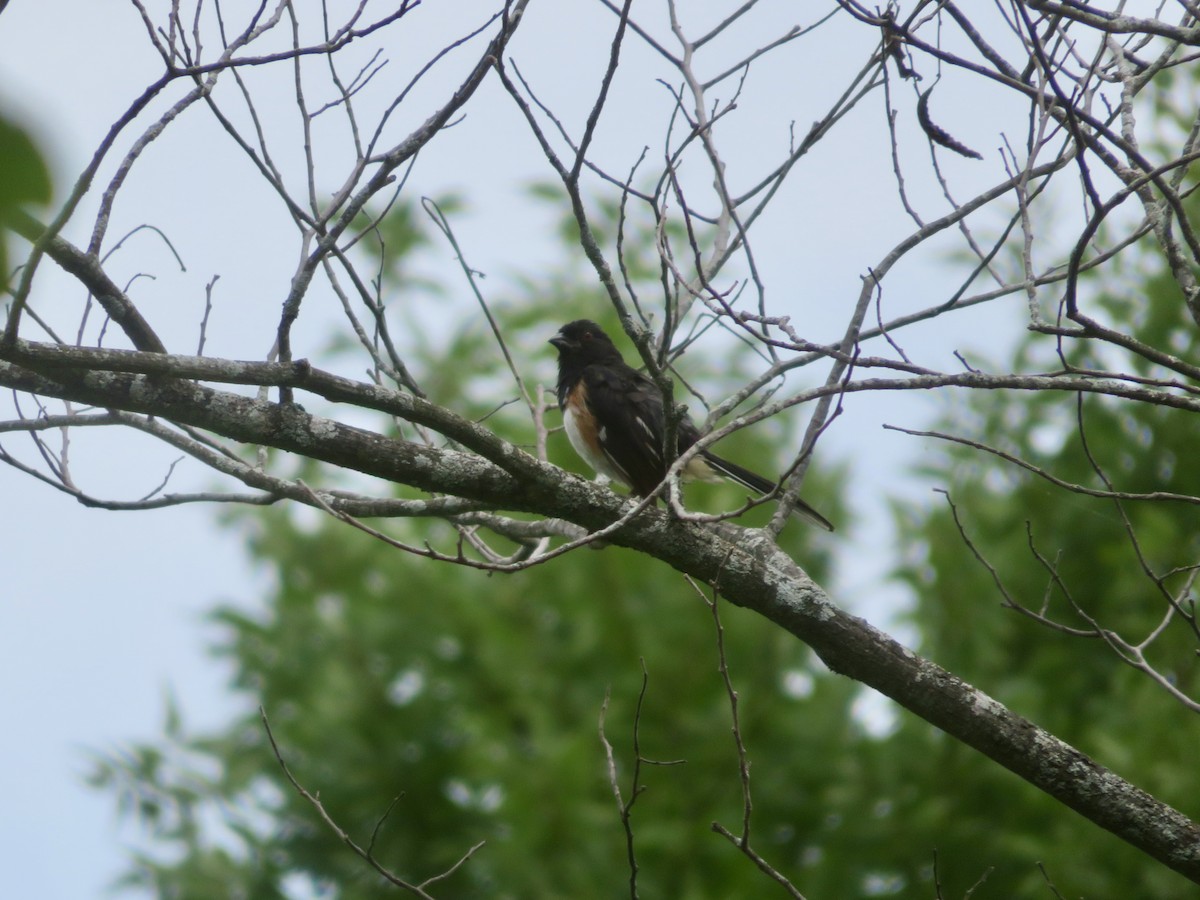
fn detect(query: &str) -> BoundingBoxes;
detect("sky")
[0,2,1034,896]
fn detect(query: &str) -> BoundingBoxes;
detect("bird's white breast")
[564,404,626,484]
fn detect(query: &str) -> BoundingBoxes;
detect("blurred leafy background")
[79,185,1200,898]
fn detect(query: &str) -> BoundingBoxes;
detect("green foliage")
[178,500,842,898]
[886,223,1200,895]
[92,169,1200,895]
[0,113,50,210]
[0,110,52,279]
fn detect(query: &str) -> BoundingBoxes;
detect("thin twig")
[260,706,483,897]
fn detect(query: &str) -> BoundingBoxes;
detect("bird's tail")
[701,452,835,532]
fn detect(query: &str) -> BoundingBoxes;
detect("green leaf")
[0,113,51,211]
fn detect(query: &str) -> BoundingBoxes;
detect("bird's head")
[549,319,623,364]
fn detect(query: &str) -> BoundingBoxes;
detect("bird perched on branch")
[549,319,834,531]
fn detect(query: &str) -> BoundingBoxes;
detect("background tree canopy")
[90,193,1198,897]
[5,2,1200,897]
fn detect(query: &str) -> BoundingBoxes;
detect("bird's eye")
[582,332,593,341]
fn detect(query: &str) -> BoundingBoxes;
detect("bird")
[549,319,834,531]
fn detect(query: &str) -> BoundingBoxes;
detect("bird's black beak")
[549,333,574,351]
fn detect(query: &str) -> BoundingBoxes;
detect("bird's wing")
[579,362,835,529]
[581,364,668,497]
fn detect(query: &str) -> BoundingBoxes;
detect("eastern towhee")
[549,319,834,531]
